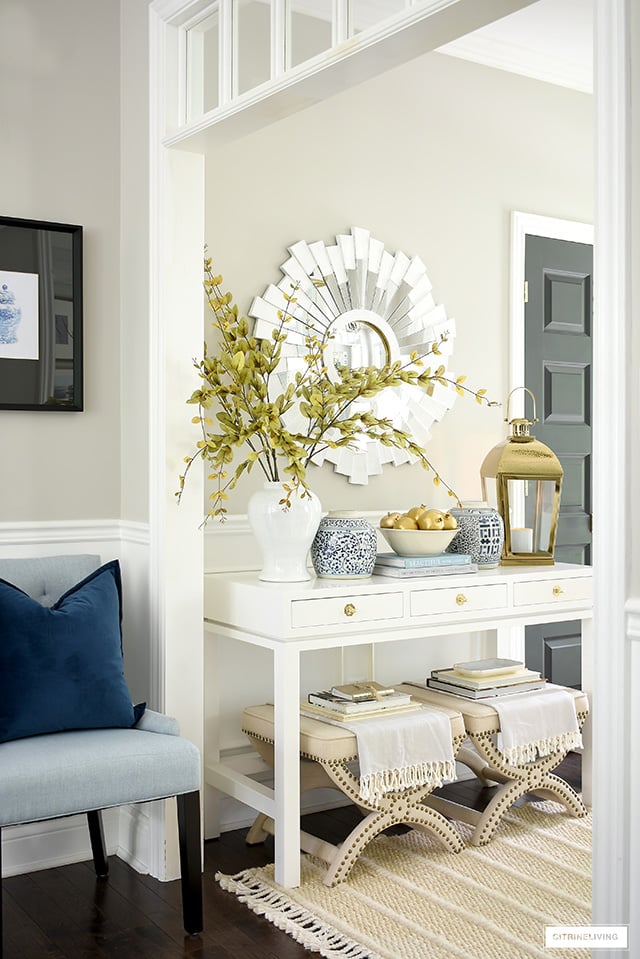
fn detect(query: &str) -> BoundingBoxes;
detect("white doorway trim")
[147,0,637,936]
[509,211,593,414]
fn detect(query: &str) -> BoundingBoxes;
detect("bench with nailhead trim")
[396,683,589,846]
[241,701,466,886]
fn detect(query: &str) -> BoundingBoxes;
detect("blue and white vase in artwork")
[311,511,378,579]
[446,503,505,569]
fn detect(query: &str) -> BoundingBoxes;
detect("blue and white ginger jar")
[446,503,504,569]
[311,511,377,579]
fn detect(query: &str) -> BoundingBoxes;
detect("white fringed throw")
[339,706,456,805]
[492,683,585,764]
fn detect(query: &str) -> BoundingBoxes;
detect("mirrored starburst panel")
[249,227,458,484]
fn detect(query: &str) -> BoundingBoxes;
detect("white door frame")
[148,0,638,941]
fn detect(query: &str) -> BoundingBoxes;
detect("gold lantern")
[480,388,563,566]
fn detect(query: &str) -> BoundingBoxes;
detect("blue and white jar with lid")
[311,511,377,579]
[446,501,504,569]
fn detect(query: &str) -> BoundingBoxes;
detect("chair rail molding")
[0,519,148,550]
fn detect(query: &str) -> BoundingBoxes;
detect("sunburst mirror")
[249,227,458,484]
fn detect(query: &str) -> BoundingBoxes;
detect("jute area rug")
[217,801,591,959]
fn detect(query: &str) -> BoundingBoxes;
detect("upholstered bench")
[396,682,589,846]
[241,702,466,886]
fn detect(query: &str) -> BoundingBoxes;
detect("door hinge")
[524,280,529,303]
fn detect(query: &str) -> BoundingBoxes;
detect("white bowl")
[380,526,458,557]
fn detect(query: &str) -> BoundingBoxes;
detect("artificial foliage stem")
[177,257,497,522]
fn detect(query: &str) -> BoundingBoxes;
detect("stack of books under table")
[426,658,546,700]
[372,552,477,578]
[303,681,420,723]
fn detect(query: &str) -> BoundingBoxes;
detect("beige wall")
[120,0,150,523]
[0,5,592,527]
[0,0,122,522]
[204,51,593,518]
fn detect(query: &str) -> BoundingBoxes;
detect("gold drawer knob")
[344,603,356,617]
[455,593,468,607]
[552,585,564,597]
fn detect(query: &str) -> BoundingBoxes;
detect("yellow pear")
[417,508,445,530]
[380,511,402,529]
[442,512,458,530]
[394,514,419,530]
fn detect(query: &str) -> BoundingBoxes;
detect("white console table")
[204,562,592,887]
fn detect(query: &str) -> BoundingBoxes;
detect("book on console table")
[302,700,422,723]
[373,562,478,578]
[309,689,412,714]
[430,664,541,690]
[426,677,548,700]
[330,681,397,701]
[374,552,474,569]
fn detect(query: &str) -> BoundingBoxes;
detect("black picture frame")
[0,215,83,411]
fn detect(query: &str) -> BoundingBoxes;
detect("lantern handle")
[505,386,539,425]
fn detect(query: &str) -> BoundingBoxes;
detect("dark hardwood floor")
[2,754,580,959]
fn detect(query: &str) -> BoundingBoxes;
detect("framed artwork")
[0,215,83,410]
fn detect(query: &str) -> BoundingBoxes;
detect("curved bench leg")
[470,780,527,846]
[456,744,498,787]
[323,808,394,886]
[246,813,271,845]
[323,792,463,887]
[530,773,588,816]
[409,805,464,854]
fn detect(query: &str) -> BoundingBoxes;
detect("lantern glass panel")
[506,477,556,552]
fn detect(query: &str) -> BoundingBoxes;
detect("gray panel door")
[523,234,593,688]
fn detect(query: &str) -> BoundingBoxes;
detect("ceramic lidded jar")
[311,511,378,579]
[248,481,322,582]
[446,502,505,569]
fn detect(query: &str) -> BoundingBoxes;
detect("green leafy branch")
[177,257,497,522]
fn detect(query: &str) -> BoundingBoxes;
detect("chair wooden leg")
[87,810,109,877]
[176,791,203,936]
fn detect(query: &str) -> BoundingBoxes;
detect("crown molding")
[439,34,592,94]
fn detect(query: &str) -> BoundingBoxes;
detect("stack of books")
[373,553,477,578]
[426,658,547,700]
[303,681,420,722]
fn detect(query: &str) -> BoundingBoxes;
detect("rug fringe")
[216,869,378,959]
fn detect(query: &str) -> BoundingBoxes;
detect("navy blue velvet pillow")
[0,560,145,743]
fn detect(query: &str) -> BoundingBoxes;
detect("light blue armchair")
[0,555,203,954]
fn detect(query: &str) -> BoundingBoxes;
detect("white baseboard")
[1,810,120,878]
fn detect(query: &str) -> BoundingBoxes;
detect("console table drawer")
[291,591,404,629]
[410,583,508,617]
[514,577,592,607]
